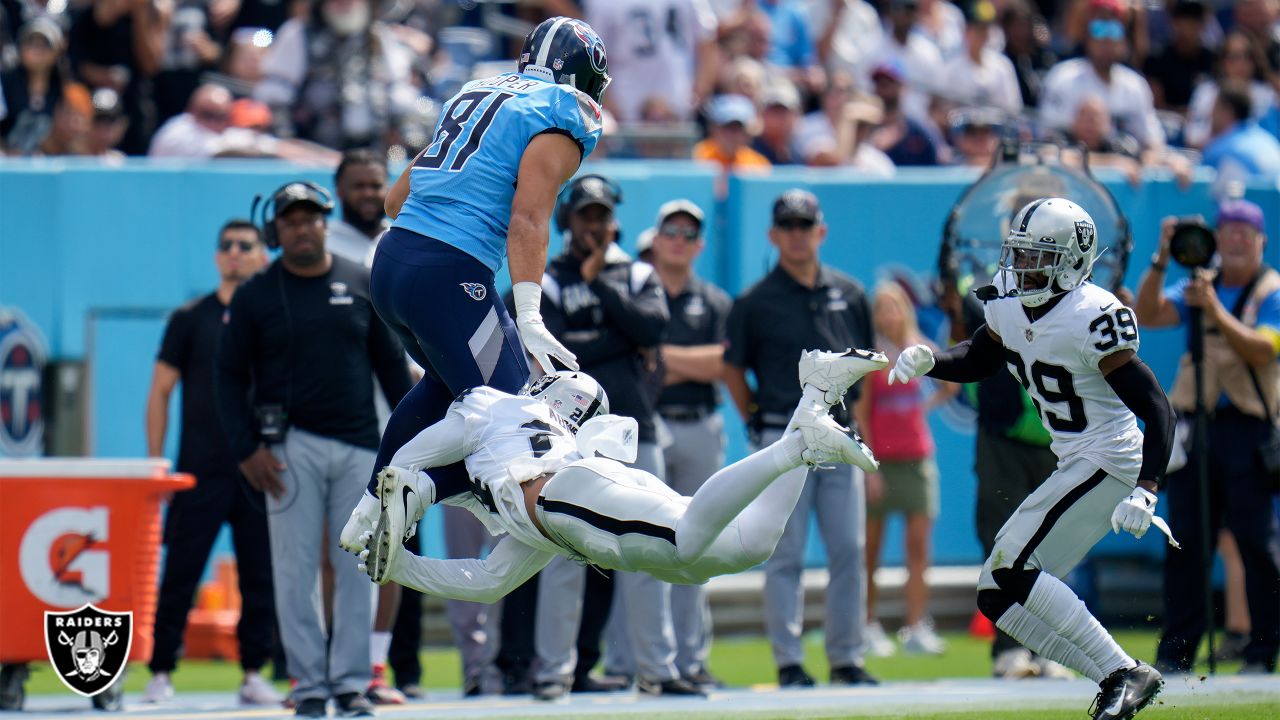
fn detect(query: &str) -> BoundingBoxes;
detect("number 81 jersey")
[984,281,1143,482]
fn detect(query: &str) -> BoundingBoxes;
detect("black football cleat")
[1090,662,1163,720]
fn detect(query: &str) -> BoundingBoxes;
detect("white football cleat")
[340,491,382,555]
[793,412,879,472]
[367,466,421,583]
[798,348,889,405]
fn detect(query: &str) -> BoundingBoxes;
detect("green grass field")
[21,629,1257,696]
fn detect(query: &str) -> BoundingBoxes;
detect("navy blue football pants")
[367,227,531,499]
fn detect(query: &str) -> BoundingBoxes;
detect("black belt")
[659,406,716,422]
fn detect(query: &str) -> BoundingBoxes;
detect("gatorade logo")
[19,507,110,608]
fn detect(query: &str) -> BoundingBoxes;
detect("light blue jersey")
[394,72,604,273]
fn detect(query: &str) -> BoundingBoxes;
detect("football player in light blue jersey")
[340,16,612,552]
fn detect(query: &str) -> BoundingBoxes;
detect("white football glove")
[1111,486,1157,539]
[888,344,935,385]
[513,282,579,373]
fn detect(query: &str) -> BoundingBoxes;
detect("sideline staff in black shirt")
[214,181,411,715]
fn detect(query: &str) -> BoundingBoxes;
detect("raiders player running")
[890,198,1176,720]
[346,350,887,602]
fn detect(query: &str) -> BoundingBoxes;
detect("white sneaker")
[864,621,897,658]
[366,466,420,583]
[238,671,283,706]
[798,349,889,405]
[898,619,946,655]
[141,673,173,704]
[993,648,1040,679]
[340,491,382,555]
[793,412,879,472]
[1034,656,1075,679]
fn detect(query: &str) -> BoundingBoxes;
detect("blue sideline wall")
[2,158,1274,571]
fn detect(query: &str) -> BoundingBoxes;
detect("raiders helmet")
[518,17,611,104]
[999,198,1099,307]
[523,370,609,432]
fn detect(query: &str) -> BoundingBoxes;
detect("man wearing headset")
[215,181,413,718]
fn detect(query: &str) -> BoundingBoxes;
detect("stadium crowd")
[4,0,1280,180]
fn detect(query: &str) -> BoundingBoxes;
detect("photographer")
[1133,200,1280,675]
[216,181,413,717]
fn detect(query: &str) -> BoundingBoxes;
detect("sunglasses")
[1088,19,1125,41]
[218,239,258,253]
[659,225,700,241]
[775,218,816,231]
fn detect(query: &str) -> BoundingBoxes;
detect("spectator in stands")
[872,0,945,119]
[225,0,295,36]
[913,0,966,59]
[585,0,719,126]
[719,55,767,104]
[942,0,1023,117]
[205,26,272,98]
[868,60,941,166]
[148,82,232,156]
[693,93,771,170]
[752,82,803,165]
[36,80,89,155]
[724,188,878,689]
[1232,0,1280,74]
[854,281,956,658]
[1201,81,1280,179]
[1144,0,1214,115]
[1135,199,1280,677]
[833,96,896,175]
[1039,12,1166,151]
[648,198,732,691]
[86,86,128,158]
[1062,0,1149,67]
[68,0,170,155]
[948,107,1003,167]
[1000,0,1056,108]
[798,70,850,162]
[253,0,423,151]
[327,148,388,265]
[0,17,65,155]
[1184,31,1276,149]
[808,0,883,84]
[142,219,279,708]
[152,0,223,126]
[1046,94,1144,182]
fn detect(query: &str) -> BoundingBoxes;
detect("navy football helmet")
[518,16,611,104]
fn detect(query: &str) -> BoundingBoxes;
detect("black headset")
[251,180,336,250]
[554,173,623,234]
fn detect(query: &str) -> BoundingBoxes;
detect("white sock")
[675,433,806,562]
[370,631,392,667]
[996,604,1105,682]
[1023,573,1134,679]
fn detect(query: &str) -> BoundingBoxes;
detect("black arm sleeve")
[1104,357,1176,487]
[925,324,1007,383]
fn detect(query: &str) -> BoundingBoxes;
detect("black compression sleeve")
[926,324,1007,383]
[1104,357,1176,488]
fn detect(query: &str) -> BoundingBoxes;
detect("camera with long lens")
[1169,217,1216,269]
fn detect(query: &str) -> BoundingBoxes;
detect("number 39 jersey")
[984,282,1143,482]
[393,72,604,274]
[444,386,582,554]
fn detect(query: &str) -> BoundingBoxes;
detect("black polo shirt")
[215,256,412,461]
[659,275,732,412]
[158,293,237,476]
[725,263,873,426]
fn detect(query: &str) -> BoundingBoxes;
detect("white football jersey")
[442,387,582,555]
[983,282,1143,482]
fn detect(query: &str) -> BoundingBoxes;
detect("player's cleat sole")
[368,467,415,584]
[799,348,889,405]
[339,491,382,555]
[795,412,879,472]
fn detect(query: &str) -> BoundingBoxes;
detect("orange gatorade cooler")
[0,459,194,665]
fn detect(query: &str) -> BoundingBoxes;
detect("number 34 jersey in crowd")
[393,72,604,274]
[440,386,581,555]
[984,281,1143,483]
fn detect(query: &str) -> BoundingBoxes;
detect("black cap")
[566,175,618,215]
[273,182,333,215]
[772,189,822,225]
[1171,0,1208,20]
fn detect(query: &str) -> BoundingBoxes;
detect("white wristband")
[513,281,542,318]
